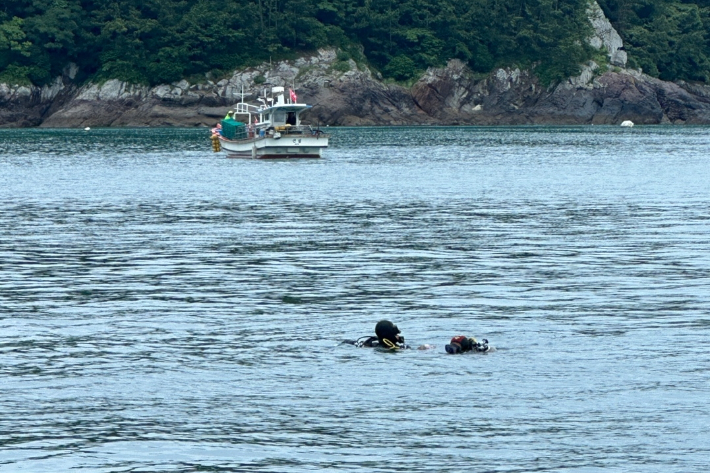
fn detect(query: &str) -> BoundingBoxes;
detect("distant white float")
[84,127,91,131]
[620,120,634,127]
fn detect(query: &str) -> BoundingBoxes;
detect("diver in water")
[344,320,410,350]
[445,335,489,354]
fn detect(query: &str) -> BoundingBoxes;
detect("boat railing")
[235,102,264,114]
[219,124,329,141]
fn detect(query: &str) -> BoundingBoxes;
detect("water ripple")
[1,127,710,471]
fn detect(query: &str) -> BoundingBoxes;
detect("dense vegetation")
[597,0,710,81]
[1,0,709,87]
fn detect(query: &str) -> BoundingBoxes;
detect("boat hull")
[218,134,329,159]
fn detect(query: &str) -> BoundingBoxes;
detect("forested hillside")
[1,0,709,87]
[597,0,710,81]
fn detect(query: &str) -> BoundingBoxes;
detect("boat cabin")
[254,87,310,129]
[234,86,311,130]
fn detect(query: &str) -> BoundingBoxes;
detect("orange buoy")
[211,134,221,152]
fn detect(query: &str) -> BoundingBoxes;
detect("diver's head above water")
[342,320,414,349]
[375,320,403,348]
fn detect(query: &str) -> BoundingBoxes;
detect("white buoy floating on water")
[84,127,91,131]
[620,120,634,127]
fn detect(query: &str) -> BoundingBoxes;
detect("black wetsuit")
[343,336,409,349]
[345,320,410,349]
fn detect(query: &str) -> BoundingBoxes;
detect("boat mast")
[238,85,251,124]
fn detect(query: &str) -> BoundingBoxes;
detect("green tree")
[6,0,705,87]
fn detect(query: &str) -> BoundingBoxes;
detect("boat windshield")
[273,111,286,124]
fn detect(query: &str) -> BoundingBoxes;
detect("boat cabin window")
[286,112,297,125]
[273,111,286,124]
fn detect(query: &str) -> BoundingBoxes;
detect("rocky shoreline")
[3,49,710,128]
[3,0,710,128]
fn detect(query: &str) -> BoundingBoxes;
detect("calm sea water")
[1,126,709,472]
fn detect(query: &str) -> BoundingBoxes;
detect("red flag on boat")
[289,88,297,103]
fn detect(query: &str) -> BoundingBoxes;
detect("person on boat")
[224,110,234,120]
[344,320,409,349]
[445,335,489,354]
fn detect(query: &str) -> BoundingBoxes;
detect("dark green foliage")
[332,60,351,72]
[2,0,708,86]
[598,0,710,81]
[385,55,417,80]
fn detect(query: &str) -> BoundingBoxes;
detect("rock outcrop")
[3,1,710,130]
[588,1,627,67]
[406,60,710,125]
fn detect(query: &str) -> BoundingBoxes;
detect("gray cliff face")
[2,51,710,128]
[588,1,627,67]
[407,60,710,125]
[0,77,77,127]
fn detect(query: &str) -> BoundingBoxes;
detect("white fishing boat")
[211,86,329,158]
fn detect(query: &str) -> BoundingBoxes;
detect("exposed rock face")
[2,1,707,128]
[41,77,225,127]
[408,60,710,125]
[0,77,75,127]
[588,1,627,67]
[2,50,710,128]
